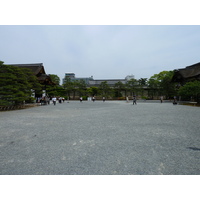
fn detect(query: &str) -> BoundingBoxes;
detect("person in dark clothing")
[92,96,95,102]
[173,96,177,105]
[133,95,137,105]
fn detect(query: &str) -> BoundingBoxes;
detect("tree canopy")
[148,71,176,99]
[178,80,200,102]
[0,61,42,106]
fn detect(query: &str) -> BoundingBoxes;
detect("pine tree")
[0,61,42,106]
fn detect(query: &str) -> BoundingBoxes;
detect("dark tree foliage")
[148,71,176,99]
[46,74,61,97]
[126,78,139,96]
[178,80,200,102]
[0,61,42,106]
[114,81,125,97]
[99,81,112,97]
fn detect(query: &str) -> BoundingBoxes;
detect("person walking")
[133,95,137,105]
[126,96,129,103]
[160,96,163,103]
[59,97,62,104]
[173,96,177,105]
[80,97,83,103]
[103,97,105,102]
[92,96,95,102]
[52,97,57,105]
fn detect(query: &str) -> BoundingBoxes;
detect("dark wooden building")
[8,63,55,98]
[9,63,55,86]
[172,62,200,85]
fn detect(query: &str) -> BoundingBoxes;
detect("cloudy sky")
[1,25,200,83]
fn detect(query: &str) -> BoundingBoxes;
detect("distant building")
[88,79,127,87]
[125,74,135,80]
[63,73,93,85]
[63,73,135,87]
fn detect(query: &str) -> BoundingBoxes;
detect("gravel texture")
[0,100,200,175]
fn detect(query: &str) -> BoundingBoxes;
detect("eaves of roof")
[174,62,200,79]
[7,63,45,75]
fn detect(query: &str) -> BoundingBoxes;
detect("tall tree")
[86,86,99,97]
[63,77,74,99]
[0,61,42,106]
[46,74,61,97]
[114,81,125,97]
[178,80,200,102]
[49,74,60,85]
[99,81,111,97]
[76,79,87,97]
[148,71,176,99]
[126,78,138,96]
[138,78,148,86]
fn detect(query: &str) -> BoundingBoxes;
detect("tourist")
[80,97,83,102]
[133,95,137,105]
[92,96,95,102]
[173,96,177,105]
[59,97,62,103]
[160,96,163,103]
[52,97,57,105]
[126,96,129,103]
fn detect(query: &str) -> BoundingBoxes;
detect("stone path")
[0,100,200,174]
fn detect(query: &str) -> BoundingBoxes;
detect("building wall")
[63,73,133,87]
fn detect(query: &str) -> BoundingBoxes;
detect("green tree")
[0,61,42,106]
[137,78,148,97]
[148,71,176,99]
[126,78,138,96]
[178,80,200,102]
[114,81,125,97]
[46,74,61,97]
[86,86,99,97]
[49,74,60,85]
[99,81,111,97]
[138,78,148,86]
[76,79,87,97]
[63,77,74,99]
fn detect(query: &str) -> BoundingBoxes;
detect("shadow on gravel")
[187,147,200,151]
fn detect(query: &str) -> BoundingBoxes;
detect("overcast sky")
[1,25,200,82]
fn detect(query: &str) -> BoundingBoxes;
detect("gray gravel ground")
[0,100,200,175]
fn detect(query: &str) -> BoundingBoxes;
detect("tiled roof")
[172,62,200,82]
[178,62,200,78]
[7,63,55,85]
[8,63,45,75]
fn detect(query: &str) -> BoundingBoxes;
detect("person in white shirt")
[52,97,57,105]
[80,97,83,102]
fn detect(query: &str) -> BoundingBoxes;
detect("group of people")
[51,95,179,106]
[36,96,50,105]
[52,97,65,105]
[126,96,137,105]
[51,96,103,105]
[160,96,177,104]
[80,96,105,102]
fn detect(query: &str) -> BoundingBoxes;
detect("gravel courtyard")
[0,100,200,175]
